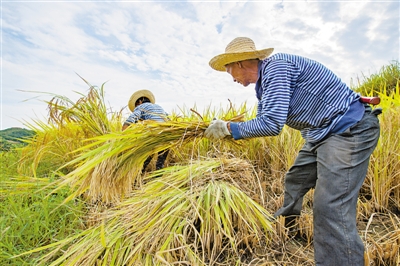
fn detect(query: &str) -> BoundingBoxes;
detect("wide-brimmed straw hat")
[209,37,274,71]
[128,89,155,112]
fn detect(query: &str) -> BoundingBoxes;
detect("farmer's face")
[135,99,143,107]
[225,61,255,87]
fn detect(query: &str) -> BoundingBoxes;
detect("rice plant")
[356,69,400,215]
[351,60,400,96]
[0,172,86,265]
[2,63,399,265]
[18,158,275,266]
[17,76,123,178]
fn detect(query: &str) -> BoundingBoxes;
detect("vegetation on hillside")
[0,128,35,151]
[0,61,399,265]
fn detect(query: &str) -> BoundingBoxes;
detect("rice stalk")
[364,213,400,265]
[17,76,123,178]
[17,122,87,177]
[19,158,275,265]
[50,119,243,204]
[0,175,50,196]
[363,104,400,212]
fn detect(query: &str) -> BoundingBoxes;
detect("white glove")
[204,119,231,140]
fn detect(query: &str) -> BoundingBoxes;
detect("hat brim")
[209,48,274,71]
[128,90,155,112]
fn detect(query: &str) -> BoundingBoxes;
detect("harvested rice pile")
[32,158,276,266]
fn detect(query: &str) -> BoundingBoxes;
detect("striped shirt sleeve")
[231,58,297,139]
[230,53,359,143]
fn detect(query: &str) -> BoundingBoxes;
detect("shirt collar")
[255,60,264,100]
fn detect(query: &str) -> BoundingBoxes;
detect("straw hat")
[209,37,274,71]
[128,89,155,112]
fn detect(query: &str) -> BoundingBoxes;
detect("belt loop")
[364,104,372,113]
[371,108,382,116]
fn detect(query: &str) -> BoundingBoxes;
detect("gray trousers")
[274,106,381,266]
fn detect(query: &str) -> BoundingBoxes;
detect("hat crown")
[225,37,257,54]
[209,36,273,71]
[128,89,155,112]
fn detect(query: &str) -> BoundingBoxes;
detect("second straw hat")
[128,90,155,112]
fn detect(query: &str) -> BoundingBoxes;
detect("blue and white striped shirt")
[125,102,168,124]
[230,53,361,143]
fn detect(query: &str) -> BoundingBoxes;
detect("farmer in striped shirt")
[123,89,169,171]
[205,37,381,265]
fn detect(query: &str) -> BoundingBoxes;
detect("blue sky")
[1,0,398,129]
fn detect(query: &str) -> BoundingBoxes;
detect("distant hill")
[0,127,36,151]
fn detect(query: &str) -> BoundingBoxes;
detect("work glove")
[204,119,231,140]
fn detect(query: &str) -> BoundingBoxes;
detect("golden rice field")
[0,67,399,265]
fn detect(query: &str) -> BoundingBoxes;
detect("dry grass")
[19,158,276,266]
[4,74,399,265]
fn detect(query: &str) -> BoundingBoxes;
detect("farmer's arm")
[122,123,130,131]
[122,108,143,131]
[230,59,292,140]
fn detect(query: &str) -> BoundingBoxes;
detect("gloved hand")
[204,119,231,140]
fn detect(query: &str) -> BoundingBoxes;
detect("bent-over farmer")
[123,89,169,172]
[205,37,381,266]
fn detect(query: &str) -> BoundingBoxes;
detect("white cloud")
[1,1,398,129]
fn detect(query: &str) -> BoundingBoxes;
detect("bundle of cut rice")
[23,158,275,266]
[53,120,241,204]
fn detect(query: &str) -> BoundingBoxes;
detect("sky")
[1,0,398,130]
